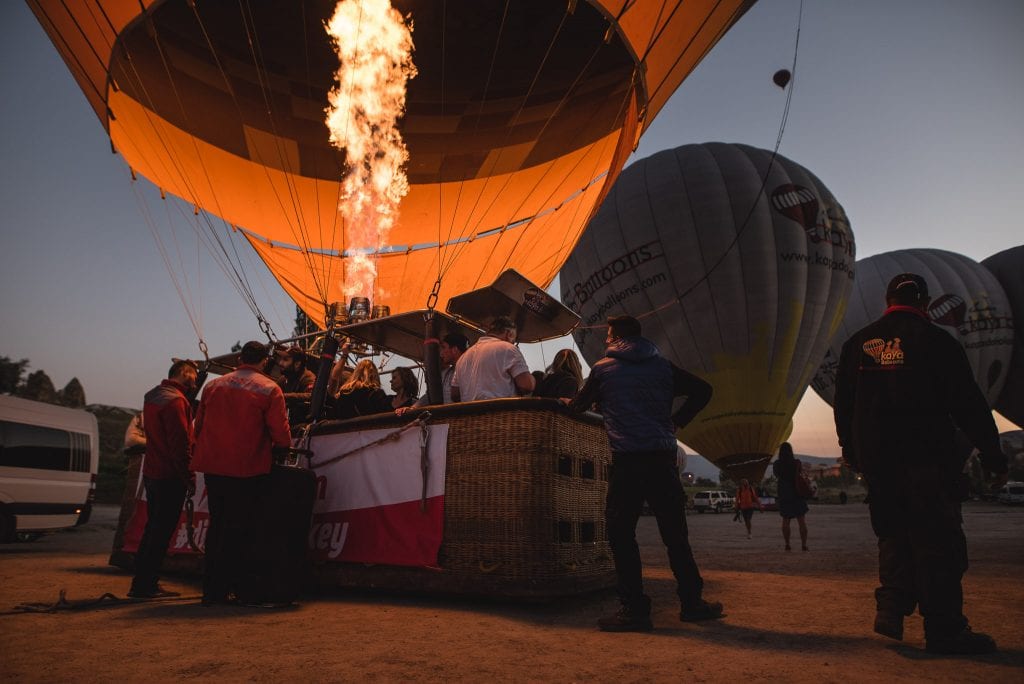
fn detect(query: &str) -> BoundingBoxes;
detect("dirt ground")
[1,502,1022,682]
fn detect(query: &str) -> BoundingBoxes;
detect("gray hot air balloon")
[982,245,1024,427]
[560,142,855,482]
[812,248,1014,408]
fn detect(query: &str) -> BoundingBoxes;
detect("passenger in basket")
[533,348,584,400]
[388,366,420,410]
[564,315,717,632]
[399,332,469,414]
[332,359,392,420]
[128,359,198,599]
[450,316,534,401]
[834,272,1008,655]
[192,341,292,607]
[276,347,316,425]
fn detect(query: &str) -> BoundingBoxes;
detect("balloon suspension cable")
[580,0,805,331]
[424,278,442,321]
[197,339,210,370]
[257,315,277,343]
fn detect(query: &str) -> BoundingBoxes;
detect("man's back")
[141,380,192,480]
[584,336,677,453]
[192,368,291,478]
[451,336,529,401]
[836,308,996,471]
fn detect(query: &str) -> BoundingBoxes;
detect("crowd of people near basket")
[127,272,1009,655]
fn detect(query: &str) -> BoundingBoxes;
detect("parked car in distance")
[757,489,778,511]
[997,482,1024,505]
[692,490,731,513]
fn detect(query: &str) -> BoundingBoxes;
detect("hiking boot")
[127,584,181,599]
[597,604,653,632]
[680,599,724,622]
[873,611,904,641]
[926,627,997,655]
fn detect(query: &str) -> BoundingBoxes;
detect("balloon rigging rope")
[581,0,806,330]
[114,26,277,336]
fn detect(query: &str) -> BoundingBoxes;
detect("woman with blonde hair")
[534,349,584,399]
[332,359,391,419]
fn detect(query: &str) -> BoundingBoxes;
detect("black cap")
[886,273,929,303]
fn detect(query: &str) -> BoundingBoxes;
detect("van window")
[0,420,92,473]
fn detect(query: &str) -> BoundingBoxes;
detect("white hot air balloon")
[812,248,1014,407]
[560,142,855,482]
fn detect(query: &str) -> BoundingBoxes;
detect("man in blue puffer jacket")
[566,315,718,631]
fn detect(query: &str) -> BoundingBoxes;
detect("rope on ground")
[6,589,200,615]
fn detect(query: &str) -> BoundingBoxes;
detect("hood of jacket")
[606,336,660,364]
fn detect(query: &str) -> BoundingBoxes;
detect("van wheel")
[0,510,16,543]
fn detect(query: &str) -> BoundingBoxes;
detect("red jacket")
[192,366,292,477]
[141,379,193,481]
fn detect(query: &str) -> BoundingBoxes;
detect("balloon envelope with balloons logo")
[560,142,855,483]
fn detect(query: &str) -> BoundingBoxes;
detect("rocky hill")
[85,404,138,503]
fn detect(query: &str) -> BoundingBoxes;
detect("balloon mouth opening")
[715,453,773,483]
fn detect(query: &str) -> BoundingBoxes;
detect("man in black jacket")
[834,273,1008,655]
[566,315,718,631]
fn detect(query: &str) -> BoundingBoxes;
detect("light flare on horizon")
[325,0,416,301]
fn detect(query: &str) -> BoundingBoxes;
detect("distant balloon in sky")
[560,143,855,482]
[772,69,791,89]
[812,248,1015,409]
[982,245,1024,427]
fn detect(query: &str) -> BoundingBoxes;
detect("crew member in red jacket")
[192,341,291,606]
[129,359,198,598]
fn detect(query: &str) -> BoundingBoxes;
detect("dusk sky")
[2,1,1021,461]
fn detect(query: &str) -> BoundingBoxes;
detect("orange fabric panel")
[246,170,614,321]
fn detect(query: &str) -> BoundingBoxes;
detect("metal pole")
[423,315,443,405]
[307,333,339,421]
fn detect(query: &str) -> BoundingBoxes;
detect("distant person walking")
[834,272,1008,654]
[129,359,198,599]
[773,442,809,552]
[734,479,761,539]
[565,315,718,631]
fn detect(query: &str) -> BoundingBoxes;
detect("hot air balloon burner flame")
[325,0,417,302]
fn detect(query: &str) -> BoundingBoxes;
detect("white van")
[0,395,99,542]
[692,490,731,513]
[996,482,1024,506]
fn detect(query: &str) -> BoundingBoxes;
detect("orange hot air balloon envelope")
[27,0,757,325]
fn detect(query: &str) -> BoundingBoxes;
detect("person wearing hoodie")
[565,314,717,632]
[835,273,1008,655]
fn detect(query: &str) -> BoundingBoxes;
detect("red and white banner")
[122,424,448,568]
[121,473,209,555]
[307,424,448,567]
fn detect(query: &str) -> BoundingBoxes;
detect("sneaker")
[597,605,653,632]
[926,627,997,655]
[873,612,904,641]
[127,585,181,599]
[680,600,724,622]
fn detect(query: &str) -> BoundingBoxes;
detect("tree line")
[0,355,87,408]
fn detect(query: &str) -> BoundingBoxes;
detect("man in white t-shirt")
[450,316,535,401]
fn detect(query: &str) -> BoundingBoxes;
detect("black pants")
[132,476,187,592]
[606,450,704,611]
[203,473,272,602]
[867,465,968,640]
